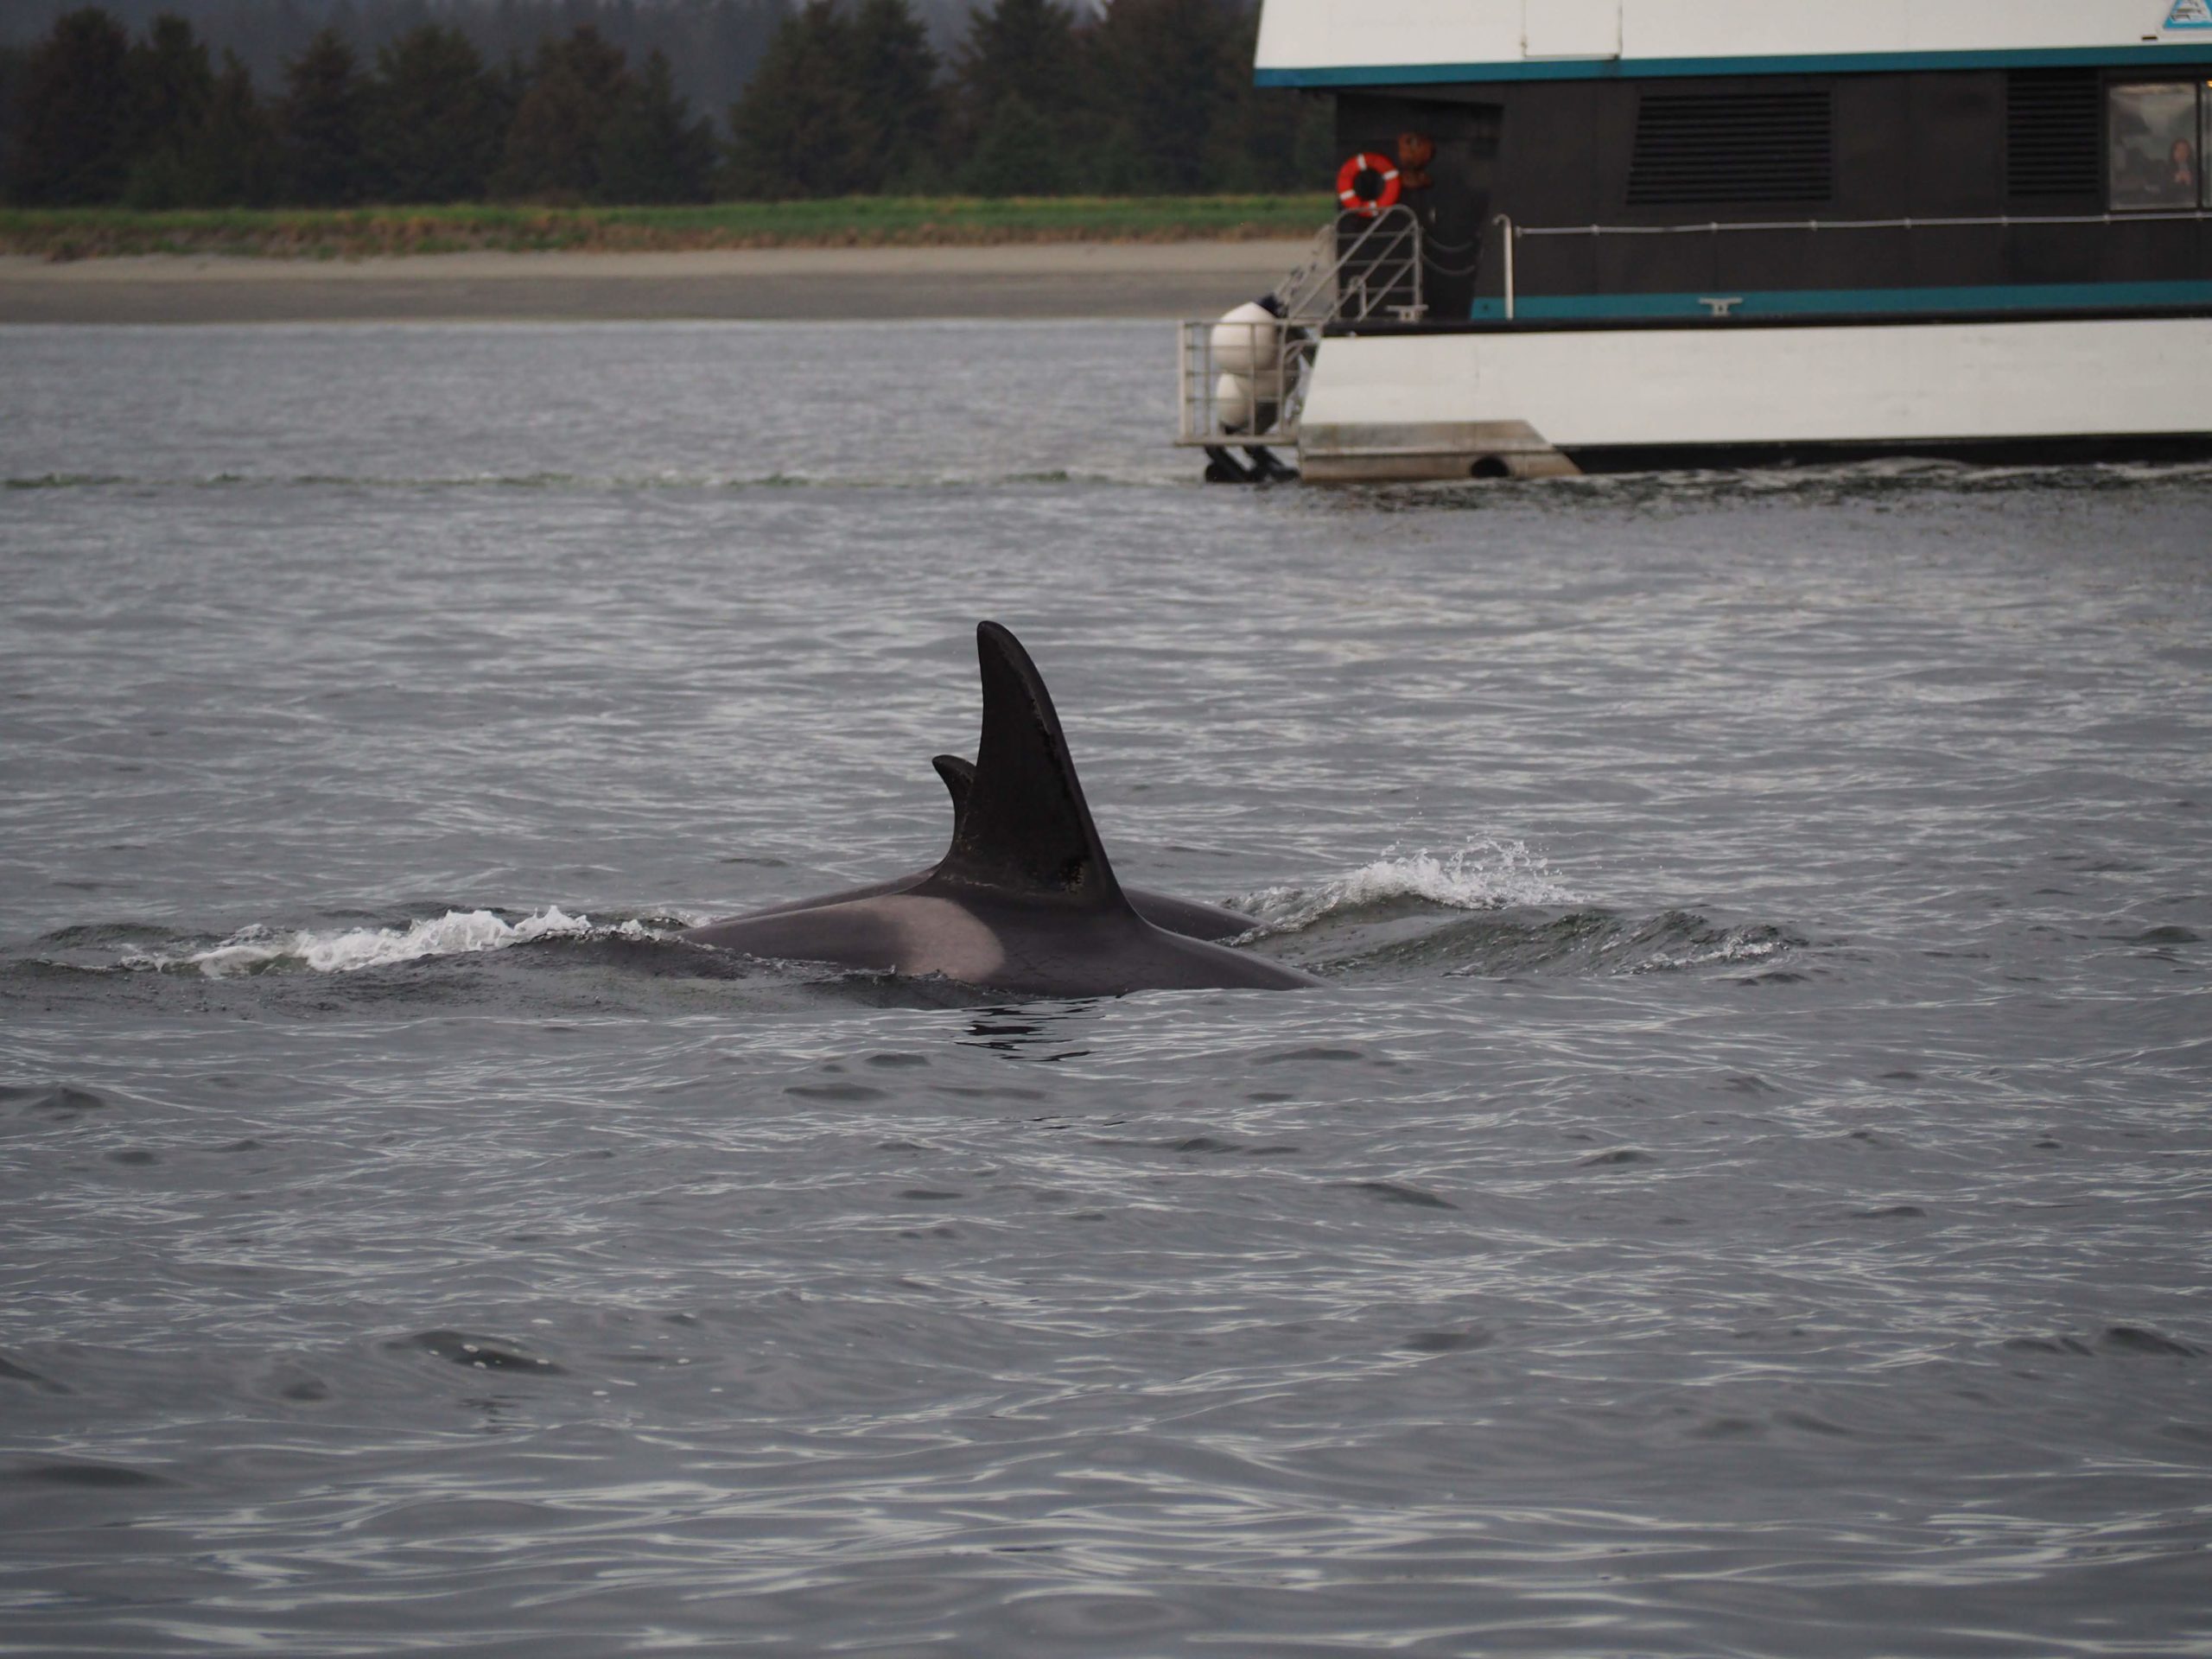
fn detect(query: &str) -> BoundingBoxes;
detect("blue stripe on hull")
[1257,43,2212,87]
[1465,281,2212,321]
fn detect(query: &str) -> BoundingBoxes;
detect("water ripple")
[0,321,2206,1657]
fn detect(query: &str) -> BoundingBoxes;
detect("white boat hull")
[1296,315,2212,479]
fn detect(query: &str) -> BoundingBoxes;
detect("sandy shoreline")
[0,240,1310,324]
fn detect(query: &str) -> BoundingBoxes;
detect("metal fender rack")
[1176,207,1426,483]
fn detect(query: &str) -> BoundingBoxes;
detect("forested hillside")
[0,0,1332,208]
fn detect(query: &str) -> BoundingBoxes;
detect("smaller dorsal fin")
[921,623,1128,910]
[931,753,975,834]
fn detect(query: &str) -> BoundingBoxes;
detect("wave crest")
[1239,842,1574,932]
[128,907,652,978]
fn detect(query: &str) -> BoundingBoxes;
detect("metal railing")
[1491,206,2212,319]
[1279,205,1427,323]
[1177,208,1427,447]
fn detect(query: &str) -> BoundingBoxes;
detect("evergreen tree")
[954,0,1077,144]
[1202,6,1328,191]
[696,0,785,136]
[0,44,18,112]
[723,0,862,199]
[121,13,214,207]
[595,48,714,202]
[366,23,504,201]
[239,0,326,91]
[844,0,937,192]
[181,48,281,205]
[1084,123,1147,194]
[0,47,17,181]
[492,23,628,200]
[1084,0,1240,193]
[278,27,367,203]
[7,9,134,205]
[124,15,213,161]
[959,92,1069,196]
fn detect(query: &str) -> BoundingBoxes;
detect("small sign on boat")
[2164,0,2212,30]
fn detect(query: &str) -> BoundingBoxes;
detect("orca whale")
[728,753,1256,943]
[683,622,1319,995]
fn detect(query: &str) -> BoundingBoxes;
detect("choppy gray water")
[3,321,2209,1656]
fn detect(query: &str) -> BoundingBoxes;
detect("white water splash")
[135,907,650,978]
[1237,842,1575,932]
[1635,931,1790,974]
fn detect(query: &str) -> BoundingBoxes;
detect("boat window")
[2107,81,2203,210]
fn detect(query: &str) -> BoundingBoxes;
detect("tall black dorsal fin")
[921,622,1128,909]
[931,753,975,835]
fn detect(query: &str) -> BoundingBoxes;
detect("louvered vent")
[1627,90,1833,204]
[2006,70,2101,197]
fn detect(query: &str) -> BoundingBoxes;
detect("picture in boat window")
[2107,81,2209,210]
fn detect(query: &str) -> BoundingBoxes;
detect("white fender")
[1210,301,1281,378]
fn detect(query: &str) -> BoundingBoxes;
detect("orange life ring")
[1336,151,1401,216]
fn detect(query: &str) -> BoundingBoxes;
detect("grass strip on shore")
[0,195,1334,261]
